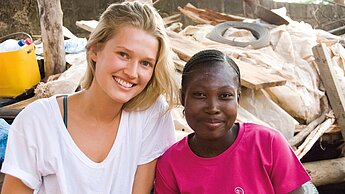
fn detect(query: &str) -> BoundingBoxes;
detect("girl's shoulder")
[160,135,188,160]
[240,122,283,140]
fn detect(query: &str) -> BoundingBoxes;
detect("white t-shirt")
[1,95,176,194]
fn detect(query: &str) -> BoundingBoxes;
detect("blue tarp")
[0,118,9,162]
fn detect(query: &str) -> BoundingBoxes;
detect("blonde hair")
[82,1,179,111]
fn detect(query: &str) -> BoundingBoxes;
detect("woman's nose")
[123,61,138,79]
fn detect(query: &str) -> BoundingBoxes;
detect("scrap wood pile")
[33,3,345,187]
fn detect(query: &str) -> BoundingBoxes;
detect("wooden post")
[303,157,345,186]
[312,43,345,141]
[37,0,66,78]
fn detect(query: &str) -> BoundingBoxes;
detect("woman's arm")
[1,174,33,194]
[132,159,157,194]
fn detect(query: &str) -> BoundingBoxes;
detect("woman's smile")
[91,25,158,104]
[113,76,135,88]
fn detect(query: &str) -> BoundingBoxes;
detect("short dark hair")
[181,49,241,94]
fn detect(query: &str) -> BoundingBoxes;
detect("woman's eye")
[141,61,152,67]
[118,52,129,59]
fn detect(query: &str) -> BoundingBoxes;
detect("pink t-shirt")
[155,122,311,194]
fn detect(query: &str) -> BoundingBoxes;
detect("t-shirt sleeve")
[270,131,311,193]
[154,155,179,194]
[138,97,176,165]
[1,105,42,190]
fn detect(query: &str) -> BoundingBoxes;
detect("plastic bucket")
[0,32,40,97]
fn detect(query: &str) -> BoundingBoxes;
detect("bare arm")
[132,159,157,194]
[1,174,33,194]
[289,186,304,194]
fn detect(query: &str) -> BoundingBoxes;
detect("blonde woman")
[1,1,179,193]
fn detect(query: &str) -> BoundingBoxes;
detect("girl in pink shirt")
[154,49,311,194]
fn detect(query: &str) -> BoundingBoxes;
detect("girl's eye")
[192,92,206,98]
[220,93,233,99]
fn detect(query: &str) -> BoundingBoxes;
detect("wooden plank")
[75,20,98,32]
[178,6,212,25]
[0,108,22,120]
[167,30,287,90]
[163,13,181,26]
[0,96,40,119]
[178,3,246,25]
[288,112,326,146]
[312,43,345,141]
[167,30,205,62]
[4,96,39,109]
[233,58,287,89]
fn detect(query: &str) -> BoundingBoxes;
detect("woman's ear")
[89,44,98,62]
